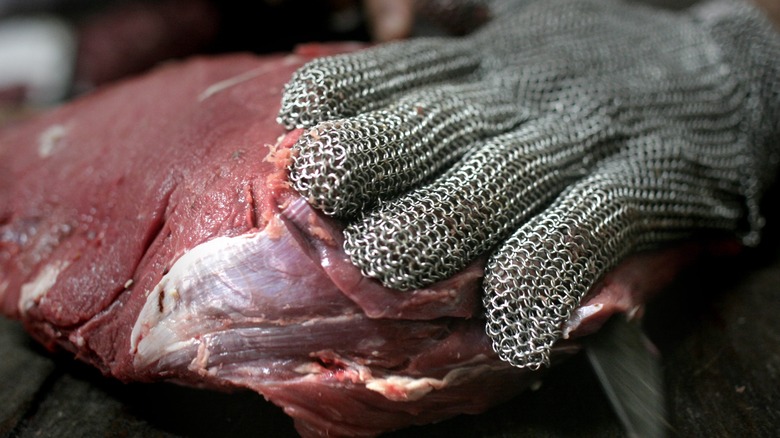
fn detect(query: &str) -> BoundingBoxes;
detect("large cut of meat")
[0,45,702,437]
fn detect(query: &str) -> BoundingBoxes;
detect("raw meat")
[0,45,707,436]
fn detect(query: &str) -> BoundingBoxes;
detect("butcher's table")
[1,221,779,437]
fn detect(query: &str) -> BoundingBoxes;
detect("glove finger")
[288,76,533,217]
[483,150,746,370]
[277,36,480,129]
[341,104,623,290]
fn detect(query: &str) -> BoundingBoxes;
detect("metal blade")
[585,315,668,438]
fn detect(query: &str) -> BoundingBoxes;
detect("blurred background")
[6,0,757,116]
[0,0,380,118]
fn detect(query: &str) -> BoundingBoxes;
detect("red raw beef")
[0,44,708,436]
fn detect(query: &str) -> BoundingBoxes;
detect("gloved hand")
[277,0,780,369]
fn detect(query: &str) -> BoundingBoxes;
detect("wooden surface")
[2,238,779,438]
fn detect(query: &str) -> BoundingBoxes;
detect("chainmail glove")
[278,0,780,369]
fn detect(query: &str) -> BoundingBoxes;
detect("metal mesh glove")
[278,0,780,369]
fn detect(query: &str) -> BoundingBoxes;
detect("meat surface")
[0,45,708,436]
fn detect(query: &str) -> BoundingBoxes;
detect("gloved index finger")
[277,36,479,129]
